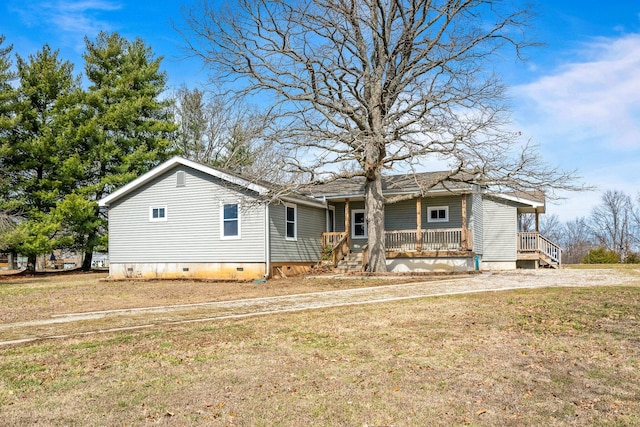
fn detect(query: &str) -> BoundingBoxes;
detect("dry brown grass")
[0,272,425,323]
[1,277,639,426]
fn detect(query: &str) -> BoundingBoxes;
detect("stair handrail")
[361,244,368,271]
[537,233,562,267]
[332,232,350,267]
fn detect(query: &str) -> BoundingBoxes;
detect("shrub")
[582,247,620,264]
[624,252,640,264]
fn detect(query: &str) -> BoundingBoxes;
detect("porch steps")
[335,253,363,273]
[539,253,560,269]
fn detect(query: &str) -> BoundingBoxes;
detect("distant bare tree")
[518,213,535,232]
[181,0,582,271]
[589,190,634,259]
[539,213,562,243]
[171,86,285,181]
[561,217,593,264]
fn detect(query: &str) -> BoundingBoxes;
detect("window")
[149,206,167,222]
[285,203,297,240]
[427,206,449,223]
[221,203,240,239]
[352,209,367,238]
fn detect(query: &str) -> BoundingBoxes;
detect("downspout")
[264,202,270,278]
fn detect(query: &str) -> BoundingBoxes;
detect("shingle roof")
[301,171,476,199]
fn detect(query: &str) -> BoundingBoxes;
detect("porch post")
[416,197,422,252]
[461,194,468,251]
[535,210,540,232]
[345,198,351,249]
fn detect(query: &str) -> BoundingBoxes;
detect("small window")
[149,206,167,222]
[285,203,297,240]
[221,203,240,239]
[176,171,186,187]
[427,206,449,223]
[352,209,368,238]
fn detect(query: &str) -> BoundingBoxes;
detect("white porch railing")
[385,229,464,252]
[518,232,562,266]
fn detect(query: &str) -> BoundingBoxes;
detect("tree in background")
[182,0,580,272]
[0,45,80,270]
[0,35,15,257]
[74,31,177,269]
[171,86,284,180]
[588,190,634,260]
[560,217,593,264]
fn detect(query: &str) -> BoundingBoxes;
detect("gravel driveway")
[1,268,637,346]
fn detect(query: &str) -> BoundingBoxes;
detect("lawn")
[1,271,639,426]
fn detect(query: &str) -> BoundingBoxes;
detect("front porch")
[322,228,474,270]
[321,195,474,270]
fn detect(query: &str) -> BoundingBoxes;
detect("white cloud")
[509,33,640,221]
[512,33,640,151]
[11,0,121,39]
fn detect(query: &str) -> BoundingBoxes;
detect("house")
[98,156,560,280]
[98,157,328,280]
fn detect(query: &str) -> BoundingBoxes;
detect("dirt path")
[1,268,637,346]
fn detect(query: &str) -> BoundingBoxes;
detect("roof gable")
[98,157,270,207]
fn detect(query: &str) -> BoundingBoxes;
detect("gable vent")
[176,171,186,187]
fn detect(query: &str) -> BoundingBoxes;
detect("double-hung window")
[149,206,167,222]
[427,206,449,223]
[285,203,297,240]
[221,203,240,239]
[352,209,367,238]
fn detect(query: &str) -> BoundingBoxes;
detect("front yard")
[0,269,639,425]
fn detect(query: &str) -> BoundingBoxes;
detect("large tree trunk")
[82,245,94,271]
[27,254,36,272]
[364,171,386,272]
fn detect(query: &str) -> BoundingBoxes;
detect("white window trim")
[220,202,241,240]
[427,206,449,223]
[326,205,336,232]
[149,206,167,222]
[285,203,297,241]
[351,209,368,238]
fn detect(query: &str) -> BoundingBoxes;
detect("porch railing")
[385,228,465,252]
[518,232,562,266]
[322,231,349,267]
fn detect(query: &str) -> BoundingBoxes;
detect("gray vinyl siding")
[421,195,463,229]
[385,199,416,230]
[269,202,325,262]
[108,165,266,263]
[472,193,483,254]
[482,196,517,261]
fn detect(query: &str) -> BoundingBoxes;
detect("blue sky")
[1,0,639,221]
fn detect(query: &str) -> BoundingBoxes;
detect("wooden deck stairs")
[335,252,363,273]
[518,232,561,269]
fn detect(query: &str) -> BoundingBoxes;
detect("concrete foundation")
[109,262,267,280]
[480,261,517,271]
[386,257,475,273]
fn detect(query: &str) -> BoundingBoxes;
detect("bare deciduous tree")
[171,86,286,181]
[589,190,635,259]
[539,213,563,243]
[561,217,593,264]
[181,0,581,271]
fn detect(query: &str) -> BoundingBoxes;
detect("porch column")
[461,194,468,251]
[416,197,422,252]
[345,198,351,249]
[535,211,540,232]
